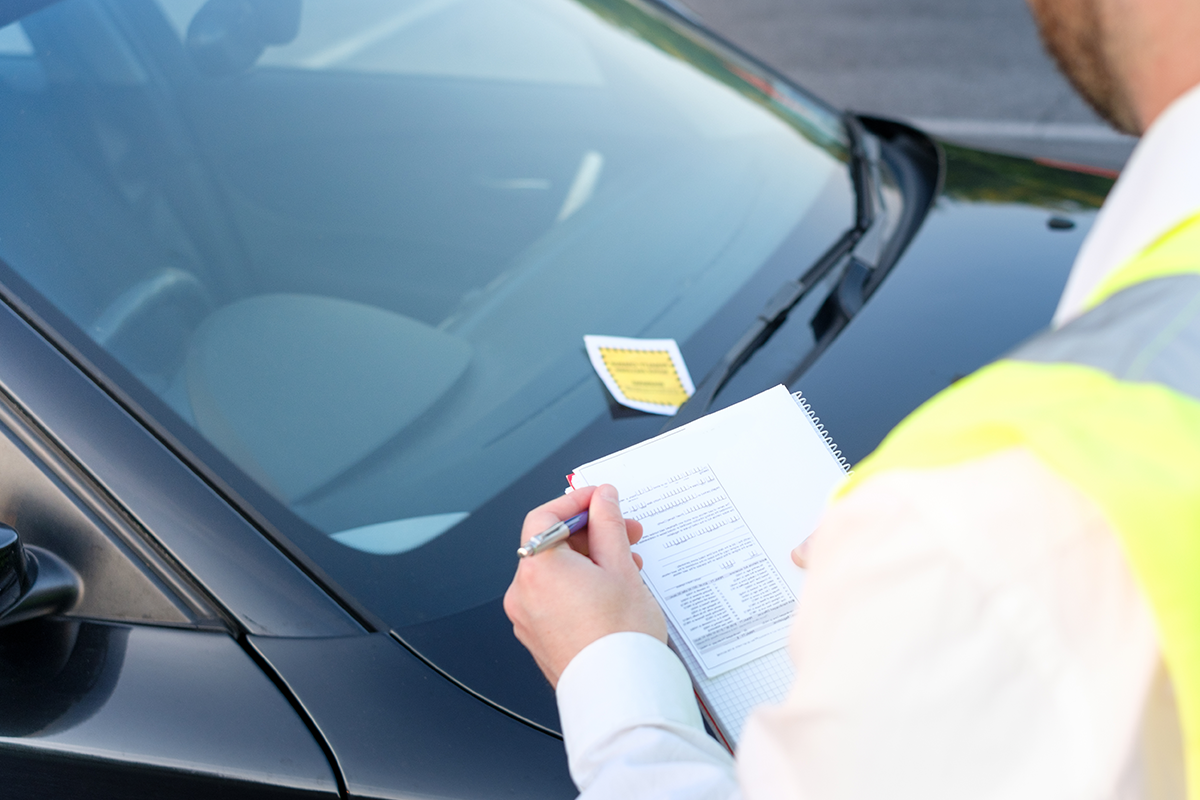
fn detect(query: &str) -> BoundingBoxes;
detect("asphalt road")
[679,0,1137,171]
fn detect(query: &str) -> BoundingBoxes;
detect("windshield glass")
[0,0,852,625]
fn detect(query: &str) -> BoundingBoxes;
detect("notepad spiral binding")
[792,390,850,473]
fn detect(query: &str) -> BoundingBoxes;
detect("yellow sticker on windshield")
[583,335,695,416]
[599,347,690,407]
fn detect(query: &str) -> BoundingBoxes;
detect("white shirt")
[554,83,1200,800]
[1054,81,1200,325]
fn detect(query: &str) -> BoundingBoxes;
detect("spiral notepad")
[792,389,850,472]
[570,385,849,749]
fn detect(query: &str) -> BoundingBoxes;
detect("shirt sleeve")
[556,631,740,799]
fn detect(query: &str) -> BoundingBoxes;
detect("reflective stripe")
[1013,274,1200,402]
[1084,210,1200,312]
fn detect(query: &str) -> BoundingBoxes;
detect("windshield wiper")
[662,114,879,431]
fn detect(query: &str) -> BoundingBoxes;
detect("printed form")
[571,386,846,678]
[623,466,797,676]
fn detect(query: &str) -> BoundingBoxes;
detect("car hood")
[798,142,1112,464]
[391,140,1115,736]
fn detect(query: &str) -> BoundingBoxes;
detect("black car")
[0,0,1111,796]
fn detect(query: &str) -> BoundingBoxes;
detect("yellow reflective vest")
[845,211,1200,798]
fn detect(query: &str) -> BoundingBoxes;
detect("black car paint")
[2,622,339,798]
[250,633,577,798]
[798,145,1106,464]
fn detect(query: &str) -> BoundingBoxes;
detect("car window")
[0,0,853,626]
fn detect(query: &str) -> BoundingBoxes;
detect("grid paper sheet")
[666,617,796,747]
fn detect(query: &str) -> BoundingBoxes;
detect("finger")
[521,486,596,545]
[502,583,518,623]
[586,484,635,570]
[625,518,644,546]
[571,514,640,559]
[631,552,644,570]
[791,536,812,568]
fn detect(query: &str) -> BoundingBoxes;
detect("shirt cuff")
[556,632,703,762]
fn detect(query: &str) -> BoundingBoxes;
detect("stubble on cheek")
[1026,0,1141,134]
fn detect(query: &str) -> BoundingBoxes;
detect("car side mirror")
[0,524,79,627]
[186,0,302,77]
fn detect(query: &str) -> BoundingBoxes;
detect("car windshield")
[0,0,853,625]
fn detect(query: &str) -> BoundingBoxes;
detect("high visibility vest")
[843,211,1200,798]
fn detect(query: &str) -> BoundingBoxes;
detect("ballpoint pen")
[516,511,589,558]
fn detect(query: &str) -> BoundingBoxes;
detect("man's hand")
[504,484,667,688]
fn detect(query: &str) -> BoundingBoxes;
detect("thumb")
[587,484,635,570]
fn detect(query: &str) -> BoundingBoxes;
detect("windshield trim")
[586,0,850,158]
